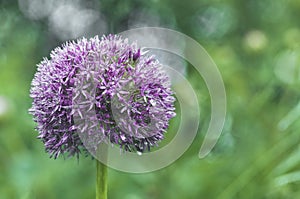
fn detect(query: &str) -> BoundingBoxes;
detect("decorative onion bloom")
[29,35,176,159]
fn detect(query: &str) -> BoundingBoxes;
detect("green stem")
[96,159,108,199]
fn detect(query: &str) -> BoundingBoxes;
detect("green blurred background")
[1,0,300,198]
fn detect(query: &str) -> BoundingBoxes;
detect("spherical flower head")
[29,35,176,159]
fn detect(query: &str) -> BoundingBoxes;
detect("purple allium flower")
[29,35,176,159]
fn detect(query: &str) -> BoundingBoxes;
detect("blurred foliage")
[1,0,300,198]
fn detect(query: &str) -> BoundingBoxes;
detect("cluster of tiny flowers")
[29,35,176,159]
